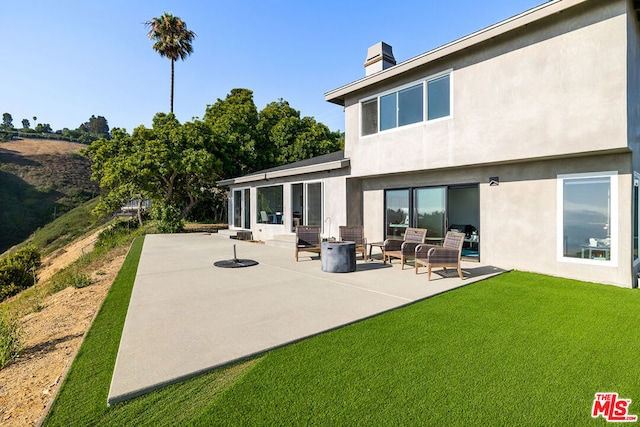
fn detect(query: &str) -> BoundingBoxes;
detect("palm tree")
[145,13,196,113]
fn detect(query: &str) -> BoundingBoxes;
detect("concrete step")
[216,229,236,238]
[216,229,255,240]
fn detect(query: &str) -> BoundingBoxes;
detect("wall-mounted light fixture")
[489,176,499,186]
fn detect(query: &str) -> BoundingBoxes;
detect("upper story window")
[361,72,451,136]
[427,75,450,120]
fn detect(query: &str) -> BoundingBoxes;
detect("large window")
[257,185,283,224]
[361,73,451,136]
[558,172,617,264]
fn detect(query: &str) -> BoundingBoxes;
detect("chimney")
[364,42,396,76]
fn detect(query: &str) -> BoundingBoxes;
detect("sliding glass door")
[291,182,323,232]
[385,189,410,238]
[233,190,242,228]
[384,184,479,258]
[232,188,251,229]
[414,187,446,240]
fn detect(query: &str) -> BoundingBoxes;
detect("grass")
[25,198,101,255]
[0,217,146,320]
[0,309,22,369]
[43,236,144,426]
[0,142,97,254]
[43,269,640,426]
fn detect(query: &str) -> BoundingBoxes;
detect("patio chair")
[383,227,427,269]
[414,231,465,280]
[295,225,322,261]
[339,226,367,261]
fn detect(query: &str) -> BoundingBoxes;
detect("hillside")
[0,139,98,253]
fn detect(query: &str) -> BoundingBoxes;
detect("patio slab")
[107,233,505,405]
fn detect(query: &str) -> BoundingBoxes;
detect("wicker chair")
[295,226,322,261]
[383,227,427,269]
[339,226,367,261]
[414,231,465,280]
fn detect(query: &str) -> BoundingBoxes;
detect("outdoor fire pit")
[321,241,356,273]
[214,244,259,268]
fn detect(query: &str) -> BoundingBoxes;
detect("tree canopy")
[84,88,344,225]
[84,113,220,223]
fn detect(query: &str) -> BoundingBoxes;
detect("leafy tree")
[145,13,196,113]
[0,246,41,302]
[79,115,110,138]
[21,119,30,130]
[1,113,13,130]
[203,88,259,178]
[73,115,111,143]
[34,123,52,133]
[256,99,344,168]
[255,99,300,170]
[84,113,222,224]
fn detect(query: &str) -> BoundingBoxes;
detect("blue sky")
[0,0,544,134]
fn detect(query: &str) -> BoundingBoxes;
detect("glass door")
[414,187,447,242]
[243,188,251,229]
[291,182,323,232]
[292,184,303,231]
[448,185,480,259]
[384,185,479,259]
[233,188,251,229]
[233,190,242,228]
[307,182,322,226]
[385,189,410,239]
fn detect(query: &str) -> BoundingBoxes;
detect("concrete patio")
[108,233,506,405]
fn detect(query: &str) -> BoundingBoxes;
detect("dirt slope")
[0,230,127,426]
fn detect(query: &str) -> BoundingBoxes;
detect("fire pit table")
[321,241,356,273]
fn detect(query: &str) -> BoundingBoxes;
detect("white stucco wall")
[343,1,628,177]
[228,171,348,242]
[358,153,634,287]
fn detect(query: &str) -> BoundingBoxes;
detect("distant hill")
[0,138,98,253]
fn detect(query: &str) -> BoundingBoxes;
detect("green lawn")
[43,253,640,426]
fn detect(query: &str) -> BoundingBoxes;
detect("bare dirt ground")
[0,138,85,157]
[0,231,127,426]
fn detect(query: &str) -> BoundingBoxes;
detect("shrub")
[49,268,92,292]
[150,204,184,233]
[94,220,139,255]
[0,246,41,302]
[0,310,22,370]
[70,271,92,289]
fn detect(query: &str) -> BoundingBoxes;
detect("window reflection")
[563,177,610,260]
[257,185,283,224]
[427,75,450,120]
[385,189,410,239]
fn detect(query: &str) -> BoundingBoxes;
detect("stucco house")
[218,0,640,288]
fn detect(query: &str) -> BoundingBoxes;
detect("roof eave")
[216,158,350,187]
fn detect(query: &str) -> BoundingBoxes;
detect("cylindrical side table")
[321,241,356,273]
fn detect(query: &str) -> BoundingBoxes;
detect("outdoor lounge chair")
[414,231,465,280]
[295,225,322,261]
[339,226,367,261]
[383,227,427,269]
